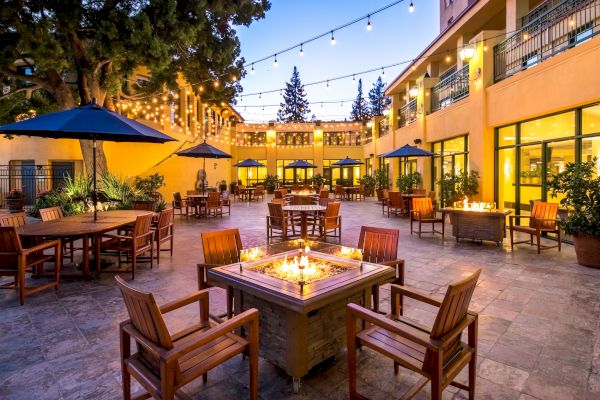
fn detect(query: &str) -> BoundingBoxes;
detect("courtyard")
[1,198,598,400]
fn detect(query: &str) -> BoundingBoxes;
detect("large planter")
[6,198,24,213]
[572,234,600,268]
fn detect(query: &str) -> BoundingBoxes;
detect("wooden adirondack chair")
[100,213,154,280]
[347,270,481,400]
[509,201,561,254]
[116,276,259,400]
[0,226,62,305]
[198,229,243,319]
[357,226,404,313]
[411,197,445,238]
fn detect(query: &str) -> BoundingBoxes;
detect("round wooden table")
[282,204,326,239]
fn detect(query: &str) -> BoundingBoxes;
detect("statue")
[196,168,208,192]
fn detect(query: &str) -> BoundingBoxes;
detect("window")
[277,132,311,145]
[276,160,314,184]
[431,135,469,206]
[243,132,266,146]
[237,159,267,186]
[520,111,575,143]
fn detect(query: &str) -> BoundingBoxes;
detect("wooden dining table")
[186,194,208,217]
[282,204,326,240]
[17,210,153,279]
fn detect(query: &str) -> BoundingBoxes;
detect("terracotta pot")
[573,234,600,268]
[6,198,24,213]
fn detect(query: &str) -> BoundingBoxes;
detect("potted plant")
[396,171,422,193]
[437,170,479,207]
[373,169,389,201]
[312,173,324,190]
[548,159,600,268]
[135,173,165,200]
[359,175,376,197]
[264,174,279,194]
[5,188,24,213]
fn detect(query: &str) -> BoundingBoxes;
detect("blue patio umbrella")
[284,160,317,184]
[175,141,232,193]
[380,144,434,174]
[331,157,364,166]
[0,100,176,220]
[233,159,265,167]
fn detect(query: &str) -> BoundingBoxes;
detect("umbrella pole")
[93,139,98,222]
[203,157,206,195]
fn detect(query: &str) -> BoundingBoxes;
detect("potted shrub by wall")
[548,159,600,268]
[5,188,24,213]
[359,175,376,197]
[374,169,390,202]
[396,171,422,193]
[312,173,324,190]
[436,170,480,207]
[264,174,278,194]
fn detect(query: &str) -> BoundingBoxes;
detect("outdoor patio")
[1,197,598,400]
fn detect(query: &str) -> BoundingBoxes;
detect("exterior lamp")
[459,44,476,62]
[408,86,419,98]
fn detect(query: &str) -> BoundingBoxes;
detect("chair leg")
[347,337,357,399]
[18,259,26,305]
[510,228,514,250]
[557,229,561,251]
[156,240,161,265]
[536,233,541,254]
[131,254,136,280]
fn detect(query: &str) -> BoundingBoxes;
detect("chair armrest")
[159,289,210,314]
[162,308,259,362]
[390,284,442,308]
[22,239,61,255]
[509,215,530,221]
[346,303,438,351]
[379,259,405,284]
[121,321,166,357]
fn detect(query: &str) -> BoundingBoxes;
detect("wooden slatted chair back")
[412,189,426,195]
[320,189,329,199]
[382,189,389,201]
[254,186,265,197]
[207,192,221,207]
[39,206,63,221]
[274,190,283,199]
[133,214,154,248]
[0,213,28,227]
[334,186,344,195]
[319,198,332,207]
[529,202,558,229]
[429,191,436,202]
[156,209,174,240]
[324,202,341,218]
[357,226,399,264]
[201,228,242,265]
[271,198,284,205]
[187,190,199,196]
[115,276,175,374]
[134,200,157,212]
[424,269,481,372]
[267,202,285,228]
[412,197,434,218]
[302,184,311,191]
[173,192,183,204]
[280,188,288,195]
[388,191,403,207]
[0,226,23,267]
[292,184,300,191]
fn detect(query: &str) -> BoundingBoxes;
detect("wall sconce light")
[408,86,419,98]
[459,44,476,62]
[414,138,422,145]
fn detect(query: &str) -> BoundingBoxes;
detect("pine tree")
[368,77,392,116]
[277,66,311,122]
[350,79,370,121]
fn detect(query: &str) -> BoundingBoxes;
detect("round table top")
[283,205,326,212]
[241,187,256,191]
[187,194,209,198]
[401,193,426,198]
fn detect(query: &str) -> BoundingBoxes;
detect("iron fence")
[495,0,599,82]
[398,99,417,127]
[0,164,74,207]
[430,64,470,113]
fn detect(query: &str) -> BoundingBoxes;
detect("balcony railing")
[495,0,599,82]
[430,64,470,113]
[398,99,417,127]
[378,118,390,137]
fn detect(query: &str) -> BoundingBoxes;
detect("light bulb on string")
[483,41,488,52]
[352,74,356,85]
[259,92,262,99]
[409,1,414,12]
[299,43,304,56]
[251,63,255,74]
[326,80,330,89]
[273,54,278,67]
[381,67,385,77]
[366,15,372,31]
[330,31,336,45]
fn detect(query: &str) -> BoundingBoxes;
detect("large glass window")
[276,160,314,184]
[237,159,267,186]
[495,104,600,220]
[431,135,469,205]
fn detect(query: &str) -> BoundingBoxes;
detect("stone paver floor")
[1,197,599,399]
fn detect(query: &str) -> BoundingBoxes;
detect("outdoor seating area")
[0,198,598,400]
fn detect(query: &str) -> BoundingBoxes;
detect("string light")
[299,43,304,56]
[330,31,336,45]
[409,1,414,12]
[483,41,488,52]
[366,15,372,31]
[251,64,255,74]
[352,74,356,84]
[213,80,219,88]
[273,54,278,67]
[326,80,330,89]
[381,67,385,77]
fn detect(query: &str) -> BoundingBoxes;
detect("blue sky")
[235,0,440,122]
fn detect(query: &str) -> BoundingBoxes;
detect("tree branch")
[93,58,111,75]
[2,68,50,89]
[0,85,42,100]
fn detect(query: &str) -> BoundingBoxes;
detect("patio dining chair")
[387,192,405,217]
[206,192,224,218]
[267,202,299,242]
[411,197,444,238]
[39,206,78,263]
[0,212,28,227]
[0,226,62,305]
[100,213,154,279]
[314,201,341,242]
[134,200,157,212]
[347,269,480,400]
[509,201,561,254]
[198,228,243,319]
[153,208,174,264]
[357,226,404,313]
[172,192,191,218]
[116,276,259,400]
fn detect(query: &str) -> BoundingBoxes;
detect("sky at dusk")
[235,0,440,122]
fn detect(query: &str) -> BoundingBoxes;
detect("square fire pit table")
[207,241,396,392]
[441,207,512,246]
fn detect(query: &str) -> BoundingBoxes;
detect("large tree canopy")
[0,0,270,174]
